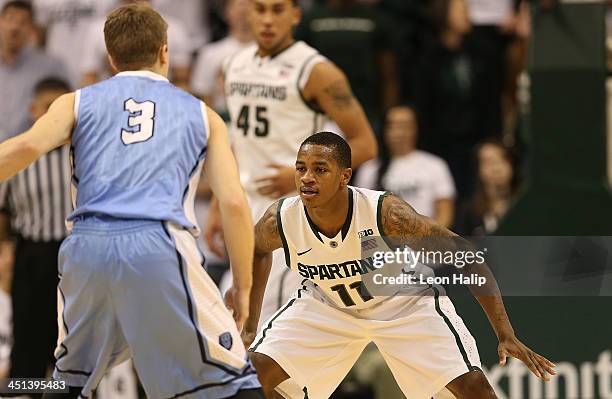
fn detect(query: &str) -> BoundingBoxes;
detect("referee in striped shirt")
[0,77,71,386]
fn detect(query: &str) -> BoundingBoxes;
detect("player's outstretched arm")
[304,62,377,167]
[0,93,75,181]
[380,194,556,380]
[204,105,254,331]
[242,201,283,347]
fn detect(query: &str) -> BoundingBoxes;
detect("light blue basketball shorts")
[53,217,260,398]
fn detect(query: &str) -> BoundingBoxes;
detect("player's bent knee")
[249,352,290,390]
[446,370,497,399]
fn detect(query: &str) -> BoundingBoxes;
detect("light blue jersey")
[69,71,207,234]
[54,71,261,398]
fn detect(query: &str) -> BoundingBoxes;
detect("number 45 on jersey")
[237,105,269,137]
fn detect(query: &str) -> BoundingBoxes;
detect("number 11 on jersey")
[330,281,374,307]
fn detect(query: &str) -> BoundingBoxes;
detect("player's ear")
[340,167,352,187]
[159,44,169,66]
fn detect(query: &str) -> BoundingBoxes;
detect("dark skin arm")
[381,194,556,380]
[239,202,283,347]
[304,62,377,167]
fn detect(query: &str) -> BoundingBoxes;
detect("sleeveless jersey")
[277,187,419,310]
[224,41,326,196]
[68,71,208,235]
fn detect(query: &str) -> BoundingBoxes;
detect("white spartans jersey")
[224,41,326,201]
[277,187,430,310]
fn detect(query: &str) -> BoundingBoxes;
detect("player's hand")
[204,198,226,258]
[498,336,556,380]
[255,163,295,199]
[224,285,250,333]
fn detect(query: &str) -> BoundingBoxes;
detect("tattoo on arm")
[323,80,355,111]
[382,194,454,238]
[254,202,283,256]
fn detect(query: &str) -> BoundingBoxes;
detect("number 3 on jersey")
[237,105,269,137]
[121,98,156,145]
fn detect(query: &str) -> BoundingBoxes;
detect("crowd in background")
[0,0,547,397]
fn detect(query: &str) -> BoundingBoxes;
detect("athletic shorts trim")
[168,223,249,376]
[432,286,472,372]
[276,199,291,268]
[250,281,307,352]
[166,370,257,399]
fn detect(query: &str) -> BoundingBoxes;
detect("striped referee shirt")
[0,145,72,242]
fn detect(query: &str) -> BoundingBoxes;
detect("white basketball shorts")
[250,281,482,399]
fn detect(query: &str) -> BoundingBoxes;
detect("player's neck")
[306,188,350,238]
[257,37,295,58]
[134,66,165,77]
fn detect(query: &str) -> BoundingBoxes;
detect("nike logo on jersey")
[297,248,312,256]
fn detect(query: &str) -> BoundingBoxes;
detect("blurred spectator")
[415,0,500,200]
[80,0,192,89]
[152,0,210,51]
[501,0,531,142]
[32,0,116,86]
[466,0,514,28]
[0,78,72,388]
[296,0,399,137]
[356,105,455,227]
[0,0,68,142]
[466,0,519,139]
[375,0,429,102]
[191,0,253,119]
[454,138,518,236]
[0,240,13,379]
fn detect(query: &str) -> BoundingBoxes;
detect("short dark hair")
[33,77,71,96]
[300,132,351,169]
[104,4,168,71]
[1,1,33,19]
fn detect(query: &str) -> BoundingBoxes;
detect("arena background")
[454,2,612,398]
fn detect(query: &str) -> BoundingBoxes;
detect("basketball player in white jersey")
[206,0,377,325]
[238,133,556,399]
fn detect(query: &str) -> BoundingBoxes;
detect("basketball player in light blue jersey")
[0,4,263,399]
